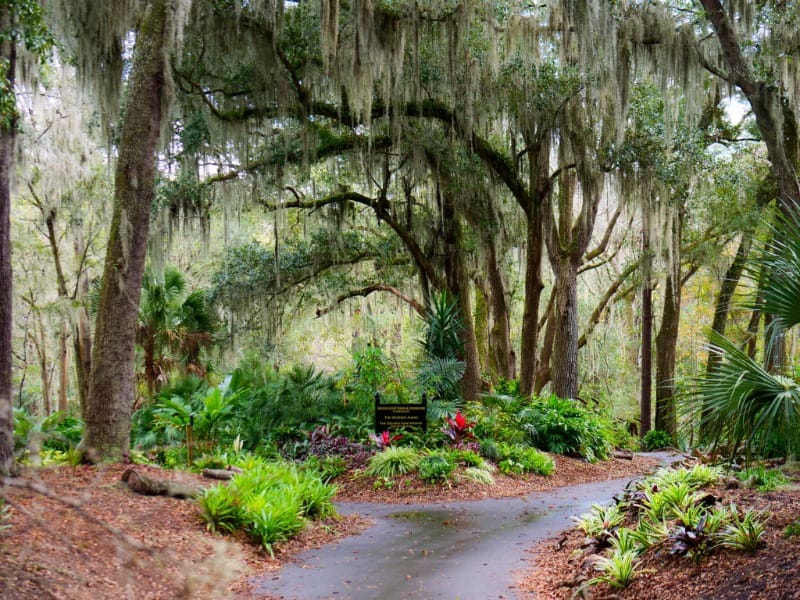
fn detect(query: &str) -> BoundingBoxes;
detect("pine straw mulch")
[0,453,665,600]
[519,476,800,600]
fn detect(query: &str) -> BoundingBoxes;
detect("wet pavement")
[251,452,678,600]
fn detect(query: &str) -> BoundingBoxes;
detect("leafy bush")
[228,363,372,450]
[418,452,455,483]
[364,446,422,478]
[441,411,477,448]
[641,429,673,451]
[519,396,613,462]
[737,465,790,491]
[305,425,373,469]
[13,410,84,460]
[495,442,554,476]
[304,454,348,483]
[463,466,495,485]
[197,457,337,556]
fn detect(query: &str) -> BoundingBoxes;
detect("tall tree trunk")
[473,281,490,375]
[58,319,69,413]
[519,205,544,397]
[32,315,51,415]
[441,190,480,400]
[655,271,679,437]
[486,243,515,380]
[72,230,92,414]
[700,229,752,441]
[81,0,169,462]
[640,222,653,438]
[655,210,683,439]
[0,6,16,475]
[705,230,753,374]
[550,260,580,399]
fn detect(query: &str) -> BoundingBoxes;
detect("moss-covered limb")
[260,190,443,289]
[315,283,425,318]
[699,0,800,212]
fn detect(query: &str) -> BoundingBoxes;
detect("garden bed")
[0,454,659,599]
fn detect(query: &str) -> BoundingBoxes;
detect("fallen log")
[613,450,634,460]
[121,469,200,499]
[202,468,236,481]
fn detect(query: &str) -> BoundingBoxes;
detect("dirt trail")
[250,453,678,600]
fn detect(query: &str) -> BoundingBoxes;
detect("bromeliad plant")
[370,430,402,450]
[442,411,477,448]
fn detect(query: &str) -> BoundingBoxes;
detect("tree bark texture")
[0,6,16,476]
[640,224,653,438]
[81,0,168,462]
[486,243,515,380]
[550,260,580,399]
[441,189,481,401]
[655,271,679,437]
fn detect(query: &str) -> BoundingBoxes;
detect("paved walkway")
[252,453,677,599]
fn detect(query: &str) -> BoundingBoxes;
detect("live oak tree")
[0,0,52,476]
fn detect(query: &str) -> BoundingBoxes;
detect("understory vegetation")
[575,464,783,592]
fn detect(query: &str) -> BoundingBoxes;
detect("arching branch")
[315,283,425,318]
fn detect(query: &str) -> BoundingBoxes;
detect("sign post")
[374,392,427,433]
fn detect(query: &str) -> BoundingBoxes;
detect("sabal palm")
[700,211,800,457]
[138,266,217,395]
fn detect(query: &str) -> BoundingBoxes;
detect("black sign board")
[374,392,427,432]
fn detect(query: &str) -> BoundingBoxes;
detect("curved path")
[252,453,677,600]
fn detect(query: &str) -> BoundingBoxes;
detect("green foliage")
[574,503,625,539]
[641,429,673,451]
[495,442,554,476]
[421,291,464,360]
[197,457,337,557]
[227,363,363,452]
[737,465,790,492]
[783,519,800,538]
[138,265,218,392]
[585,550,639,590]
[12,409,83,460]
[519,396,613,462]
[132,376,241,457]
[463,466,495,484]
[0,0,54,127]
[609,527,644,556]
[305,455,349,483]
[198,485,241,533]
[698,331,800,458]
[696,211,800,459]
[715,506,768,552]
[364,446,421,478]
[415,357,465,402]
[418,451,455,483]
[647,464,723,490]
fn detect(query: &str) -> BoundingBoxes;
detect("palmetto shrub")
[697,211,800,458]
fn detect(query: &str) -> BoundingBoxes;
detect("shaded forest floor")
[1,455,797,599]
